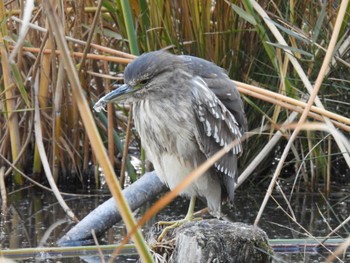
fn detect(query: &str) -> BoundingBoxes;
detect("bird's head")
[94,51,188,111]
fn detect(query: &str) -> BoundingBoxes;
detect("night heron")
[94,51,247,220]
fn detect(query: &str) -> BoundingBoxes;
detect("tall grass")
[1,0,349,261]
[1,0,349,191]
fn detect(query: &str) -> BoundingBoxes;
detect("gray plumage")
[94,51,246,216]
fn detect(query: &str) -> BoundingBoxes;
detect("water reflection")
[1,185,349,262]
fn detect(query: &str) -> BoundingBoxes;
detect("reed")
[1,1,349,261]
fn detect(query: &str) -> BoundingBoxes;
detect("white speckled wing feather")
[191,77,243,200]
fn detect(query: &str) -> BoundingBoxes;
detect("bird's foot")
[157,215,201,242]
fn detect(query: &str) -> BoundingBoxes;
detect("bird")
[94,51,247,219]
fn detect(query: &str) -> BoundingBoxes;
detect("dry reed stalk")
[119,109,133,188]
[0,1,23,185]
[42,2,152,262]
[33,21,53,178]
[235,81,350,127]
[34,72,78,222]
[0,167,7,209]
[236,83,350,132]
[52,63,65,181]
[253,0,350,226]
[9,45,133,64]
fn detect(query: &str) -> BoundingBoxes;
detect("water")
[1,183,350,262]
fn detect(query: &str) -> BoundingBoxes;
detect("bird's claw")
[156,216,202,242]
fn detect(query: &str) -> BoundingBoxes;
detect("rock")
[147,219,272,263]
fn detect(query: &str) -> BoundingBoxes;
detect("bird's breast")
[133,99,215,198]
[133,99,198,164]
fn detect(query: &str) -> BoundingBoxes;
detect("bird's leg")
[184,196,196,220]
[157,197,197,226]
[157,197,200,242]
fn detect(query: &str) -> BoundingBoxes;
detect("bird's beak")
[103,84,134,102]
[93,84,133,112]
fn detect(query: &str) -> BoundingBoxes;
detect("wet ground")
[1,181,350,262]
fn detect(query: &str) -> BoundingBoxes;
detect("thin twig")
[120,108,133,188]
[77,0,104,74]
[92,229,106,263]
[33,72,78,222]
[0,167,7,210]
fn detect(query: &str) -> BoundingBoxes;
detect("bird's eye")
[139,79,149,85]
